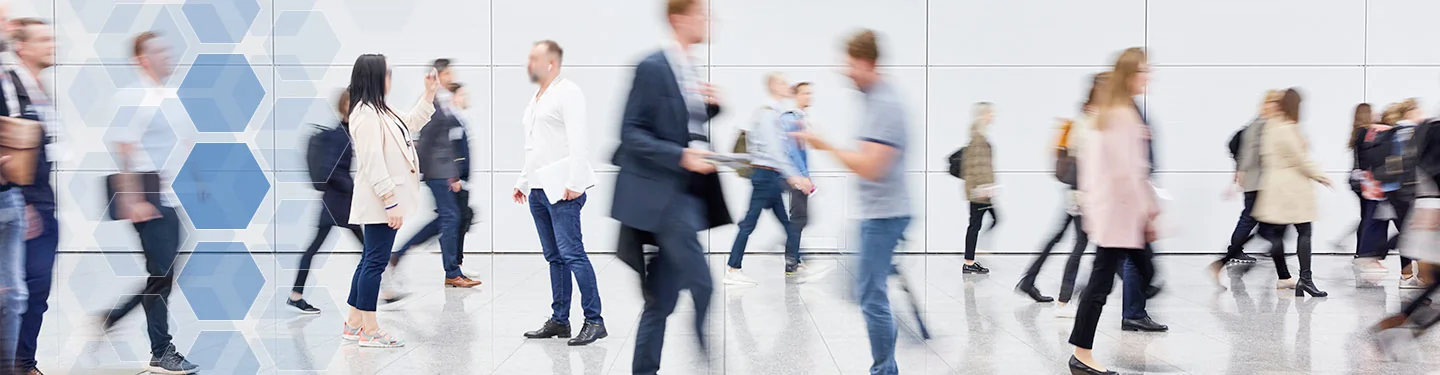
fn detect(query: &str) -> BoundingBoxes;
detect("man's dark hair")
[536,40,563,61]
[132,31,160,59]
[433,58,453,73]
[793,82,811,92]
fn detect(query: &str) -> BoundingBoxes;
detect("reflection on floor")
[34,252,1440,374]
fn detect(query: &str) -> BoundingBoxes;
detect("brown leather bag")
[0,116,41,185]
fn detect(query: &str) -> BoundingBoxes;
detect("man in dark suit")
[613,1,728,373]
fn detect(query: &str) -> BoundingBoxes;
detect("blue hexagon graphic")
[173,143,269,229]
[69,0,119,33]
[188,331,260,374]
[182,0,261,43]
[271,10,339,80]
[178,54,264,133]
[178,242,264,321]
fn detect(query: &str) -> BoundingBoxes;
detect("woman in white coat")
[341,53,437,348]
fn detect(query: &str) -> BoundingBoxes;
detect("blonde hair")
[970,102,993,136]
[1382,101,1408,125]
[1259,90,1281,114]
[1096,48,1147,130]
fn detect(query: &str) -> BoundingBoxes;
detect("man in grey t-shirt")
[792,29,909,375]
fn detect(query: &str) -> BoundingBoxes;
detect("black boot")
[1296,277,1328,297]
[1015,280,1054,303]
[567,322,608,346]
[523,319,571,339]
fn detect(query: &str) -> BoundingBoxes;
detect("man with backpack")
[294,90,365,314]
[724,73,813,285]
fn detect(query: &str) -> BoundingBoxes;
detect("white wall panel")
[491,67,636,172]
[279,0,491,65]
[492,0,677,66]
[710,0,926,66]
[929,0,1144,66]
[1145,67,1365,172]
[926,67,1101,173]
[1367,0,1440,65]
[1147,0,1364,65]
[1365,67,1440,112]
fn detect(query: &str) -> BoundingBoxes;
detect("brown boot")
[445,276,482,288]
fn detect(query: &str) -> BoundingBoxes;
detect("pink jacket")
[1078,106,1158,249]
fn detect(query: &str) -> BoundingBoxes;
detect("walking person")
[1067,47,1159,375]
[512,40,607,346]
[961,103,996,275]
[106,30,198,374]
[342,53,438,348]
[779,82,829,280]
[291,90,365,314]
[725,73,811,285]
[1208,90,1281,285]
[1358,99,1424,288]
[389,58,481,290]
[793,29,912,375]
[1349,103,1390,274]
[1375,113,1440,359]
[1253,88,1332,297]
[615,1,731,373]
[0,15,40,375]
[1018,73,1106,308]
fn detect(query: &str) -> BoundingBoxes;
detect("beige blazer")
[1253,118,1325,225]
[348,99,436,225]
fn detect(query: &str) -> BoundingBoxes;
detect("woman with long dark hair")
[1253,88,1332,298]
[1067,47,1159,375]
[342,54,438,348]
[1350,103,1390,273]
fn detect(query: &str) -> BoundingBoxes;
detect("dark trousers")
[15,207,53,371]
[1020,211,1088,302]
[528,190,602,324]
[633,195,712,375]
[293,222,363,295]
[392,180,464,278]
[107,206,179,357]
[1402,264,1440,325]
[1260,222,1313,280]
[965,202,998,261]
[727,169,799,269]
[788,187,809,265]
[1121,257,1147,320]
[349,224,397,312]
[1069,246,1155,350]
[1225,191,1260,257]
[1359,198,1415,272]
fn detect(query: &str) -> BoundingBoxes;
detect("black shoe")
[1121,317,1169,332]
[148,345,199,374]
[962,262,989,274]
[567,322,608,346]
[1228,252,1257,263]
[287,298,321,314]
[1297,278,1329,297]
[1015,281,1054,303]
[1068,355,1117,375]
[523,319,571,339]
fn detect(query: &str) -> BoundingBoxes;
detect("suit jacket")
[417,102,459,180]
[612,50,730,276]
[1253,118,1325,224]
[348,99,435,225]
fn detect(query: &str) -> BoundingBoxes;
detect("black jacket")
[0,70,52,210]
[316,122,355,227]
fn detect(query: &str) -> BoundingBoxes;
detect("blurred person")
[779,81,829,280]
[1067,47,1158,375]
[613,0,730,373]
[1374,105,1440,359]
[343,53,438,348]
[1253,88,1332,297]
[1350,103,1391,274]
[291,90,364,314]
[1018,73,1106,308]
[106,30,198,374]
[512,40,606,346]
[792,29,911,375]
[724,73,811,285]
[1358,99,1422,287]
[1207,90,1282,286]
[0,11,23,375]
[961,102,996,274]
[388,58,480,291]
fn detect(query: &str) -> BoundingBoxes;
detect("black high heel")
[1296,278,1328,297]
[1068,356,1118,375]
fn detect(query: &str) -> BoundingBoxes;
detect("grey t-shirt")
[857,81,910,219]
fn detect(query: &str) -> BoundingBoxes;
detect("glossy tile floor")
[34,252,1440,374]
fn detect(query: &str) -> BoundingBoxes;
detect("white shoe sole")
[358,340,405,348]
[723,278,758,285]
[341,334,359,341]
[290,307,321,315]
[146,365,197,374]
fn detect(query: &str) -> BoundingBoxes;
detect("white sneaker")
[1055,303,1077,319]
[791,263,836,284]
[1353,259,1389,274]
[724,268,758,285]
[1400,276,1427,290]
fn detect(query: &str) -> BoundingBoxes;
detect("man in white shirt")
[724,73,812,285]
[105,31,198,374]
[512,40,605,346]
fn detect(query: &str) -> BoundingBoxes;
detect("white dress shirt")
[661,39,710,150]
[109,74,190,206]
[515,77,595,200]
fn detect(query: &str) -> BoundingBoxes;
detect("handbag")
[104,172,162,221]
[0,116,41,185]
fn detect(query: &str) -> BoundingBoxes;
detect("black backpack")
[1362,124,1427,187]
[1227,126,1245,165]
[305,124,342,191]
[947,147,966,178]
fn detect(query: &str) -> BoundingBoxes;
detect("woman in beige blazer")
[341,54,437,348]
[1252,88,1332,298]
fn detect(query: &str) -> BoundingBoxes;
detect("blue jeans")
[15,204,50,371]
[1226,191,1259,256]
[857,217,909,375]
[393,179,463,278]
[0,190,25,371]
[109,205,180,356]
[350,224,397,311]
[528,190,602,324]
[728,168,800,268]
[1121,258,1146,320]
[633,195,712,375]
